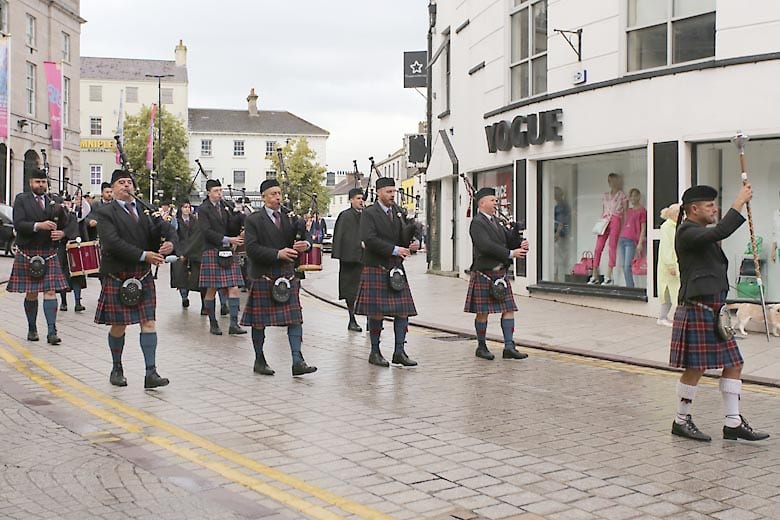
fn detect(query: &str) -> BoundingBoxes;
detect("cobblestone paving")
[0,260,779,519]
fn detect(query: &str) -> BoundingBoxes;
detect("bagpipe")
[363,156,421,248]
[39,149,69,231]
[459,173,525,250]
[192,159,244,238]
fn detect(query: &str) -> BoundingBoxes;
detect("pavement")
[302,253,780,386]
[1,254,780,519]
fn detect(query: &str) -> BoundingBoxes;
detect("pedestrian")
[241,179,317,377]
[354,177,420,367]
[332,188,365,332]
[670,184,768,441]
[197,179,246,336]
[464,187,529,361]
[657,203,680,326]
[93,169,176,389]
[7,168,69,344]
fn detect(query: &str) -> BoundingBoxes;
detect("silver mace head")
[731,131,750,153]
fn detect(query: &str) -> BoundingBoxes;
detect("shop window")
[540,149,648,289]
[510,0,547,101]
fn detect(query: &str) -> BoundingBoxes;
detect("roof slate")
[188,108,329,136]
[81,57,188,82]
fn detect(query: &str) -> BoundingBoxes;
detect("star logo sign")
[409,60,423,74]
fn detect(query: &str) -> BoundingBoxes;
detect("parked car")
[321,216,337,253]
[0,203,15,256]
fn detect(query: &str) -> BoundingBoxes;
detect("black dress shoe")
[182,298,190,308]
[476,345,495,360]
[502,348,528,359]
[59,303,67,311]
[671,415,711,441]
[109,367,127,387]
[292,361,317,376]
[209,323,223,336]
[27,330,39,341]
[253,356,275,375]
[46,333,61,345]
[348,320,363,332]
[74,303,85,312]
[220,304,229,316]
[391,352,418,367]
[368,352,390,367]
[144,371,170,389]
[228,324,247,335]
[723,415,770,441]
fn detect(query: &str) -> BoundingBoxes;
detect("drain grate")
[431,334,469,342]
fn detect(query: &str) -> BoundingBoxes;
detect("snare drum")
[297,243,322,272]
[66,240,102,276]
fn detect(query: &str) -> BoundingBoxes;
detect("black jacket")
[675,208,745,302]
[469,212,512,271]
[332,207,363,263]
[244,207,298,278]
[198,200,240,250]
[12,192,69,248]
[360,202,415,267]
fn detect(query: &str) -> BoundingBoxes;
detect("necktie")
[387,209,393,222]
[128,201,140,223]
[37,196,45,210]
[273,210,281,229]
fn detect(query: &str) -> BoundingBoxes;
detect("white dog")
[726,303,780,336]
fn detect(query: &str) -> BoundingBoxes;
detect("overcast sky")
[80,0,428,173]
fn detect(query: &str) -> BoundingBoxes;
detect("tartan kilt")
[94,269,156,325]
[198,249,244,288]
[670,295,743,370]
[354,264,417,318]
[240,265,302,327]
[7,248,69,293]
[464,271,518,314]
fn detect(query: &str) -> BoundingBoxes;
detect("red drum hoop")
[66,240,102,276]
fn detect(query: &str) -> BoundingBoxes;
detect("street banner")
[43,61,63,150]
[146,103,157,170]
[403,50,427,88]
[115,89,124,164]
[0,37,9,140]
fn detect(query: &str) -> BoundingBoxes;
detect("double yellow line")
[0,326,396,520]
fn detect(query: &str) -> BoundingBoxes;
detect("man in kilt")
[355,177,420,367]
[8,168,69,344]
[332,188,365,332]
[670,184,768,442]
[465,187,529,361]
[241,179,316,377]
[94,169,175,389]
[198,179,246,336]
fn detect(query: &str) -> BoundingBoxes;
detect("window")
[440,39,451,113]
[233,140,245,157]
[201,139,212,157]
[89,85,102,102]
[0,1,9,35]
[161,88,173,105]
[265,141,276,157]
[125,87,138,103]
[233,170,246,187]
[627,0,715,72]
[510,0,547,101]
[89,165,102,186]
[61,32,71,62]
[25,62,36,115]
[25,13,36,47]
[63,77,70,127]
[266,170,277,180]
[90,117,102,136]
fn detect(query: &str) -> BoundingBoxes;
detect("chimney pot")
[175,39,187,67]
[247,88,259,116]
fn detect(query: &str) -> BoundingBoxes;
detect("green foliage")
[121,104,191,202]
[270,138,330,214]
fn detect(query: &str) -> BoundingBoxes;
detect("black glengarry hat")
[348,188,363,199]
[475,187,496,202]
[31,168,47,180]
[376,177,395,190]
[682,185,718,204]
[100,182,111,191]
[205,179,221,191]
[110,169,133,184]
[260,179,279,193]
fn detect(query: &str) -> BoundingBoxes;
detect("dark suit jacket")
[244,207,297,278]
[13,192,69,248]
[332,207,363,263]
[469,212,511,271]
[198,200,236,250]
[675,208,745,302]
[360,202,406,268]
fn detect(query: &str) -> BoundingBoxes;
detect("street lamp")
[145,73,174,204]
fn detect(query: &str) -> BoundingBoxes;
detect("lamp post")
[145,73,174,204]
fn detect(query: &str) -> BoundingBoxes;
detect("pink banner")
[146,103,157,170]
[0,37,8,139]
[43,61,63,150]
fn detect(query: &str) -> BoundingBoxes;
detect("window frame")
[89,165,102,186]
[265,140,276,158]
[200,139,212,157]
[89,85,102,102]
[509,0,548,102]
[90,117,102,137]
[160,87,174,105]
[25,62,36,116]
[125,86,139,103]
[265,170,277,180]
[233,170,246,186]
[61,31,71,62]
[0,1,8,36]
[233,140,245,157]
[25,13,36,48]
[63,77,70,127]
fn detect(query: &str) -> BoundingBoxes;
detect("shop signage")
[80,138,116,152]
[485,108,563,153]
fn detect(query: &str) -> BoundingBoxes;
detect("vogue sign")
[485,109,563,153]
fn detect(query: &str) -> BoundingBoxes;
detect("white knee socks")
[675,381,698,424]
[720,378,742,428]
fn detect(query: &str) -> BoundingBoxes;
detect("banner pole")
[59,61,64,194]
[5,37,11,205]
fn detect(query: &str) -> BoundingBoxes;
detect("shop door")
[426,180,441,270]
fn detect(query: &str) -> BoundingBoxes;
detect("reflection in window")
[510,0,547,101]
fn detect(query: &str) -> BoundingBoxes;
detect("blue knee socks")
[73,285,82,304]
[368,318,383,354]
[23,299,38,331]
[500,317,515,350]
[228,297,240,327]
[393,317,409,355]
[139,332,157,376]
[42,299,57,335]
[475,319,488,347]
[252,327,265,360]
[204,299,217,325]
[108,333,125,369]
[287,323,303,363]
[179,288,188,300]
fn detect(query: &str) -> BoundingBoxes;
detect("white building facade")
[427,0,780,316]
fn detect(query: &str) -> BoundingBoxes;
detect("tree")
[270,138,330,214]
[120,104,191,202]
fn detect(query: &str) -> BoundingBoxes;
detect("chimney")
[175,39,187,67]
[247,88,259,116]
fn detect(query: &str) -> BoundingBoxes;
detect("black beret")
[348,188,364,199]
[376,177,395,190]
[682,185,718,204]
[205,179,221,191]
[475,187,496,202]
[110,169,133,184]
[100,182,111,191]
[31,168,47,180]
[260,179,279,193]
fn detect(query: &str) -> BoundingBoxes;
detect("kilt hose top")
[464,212,517,315]
[332,206,364,302]
[197,199,244,289]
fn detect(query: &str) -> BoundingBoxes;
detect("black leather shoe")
[220,304,229,316]
[503,348,528,359]
[292,361,317,376]
[229,324,247,335]
[46,333,61,345]
[671,415,711,441]
[27,330,39,341]
[59,303,67,311]
[253,356,275,376]
[723,415,770,441]
[74,304,85,312]
[109,367,127,387]
[348,320,363,332]
[476,345,495,360]
[392,352,418,367]
[144,371,170,389]
[182,298,190,308]
[368,352,390,367]
[209,323,223,336]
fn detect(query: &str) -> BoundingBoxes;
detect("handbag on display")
[592,218,609,235]
[737,278,761,299]
[572,251,594,276]
[631,255,647,276]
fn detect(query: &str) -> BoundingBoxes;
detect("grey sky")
[80,0,428,173]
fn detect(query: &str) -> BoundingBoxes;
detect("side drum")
[66,240,101,276]
[296,243,322,272]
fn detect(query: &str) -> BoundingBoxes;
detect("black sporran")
[29,256,48,279]
[119,278,144,306]
[271,277,291,303]
[388,266,407,291]
[217,248,233,268]
[489,278,508,301]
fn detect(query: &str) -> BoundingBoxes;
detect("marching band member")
[8,169,69,344]
[170,201,197,308]
[332,188,365,332]
[241,179,316,377]
[464,187,529,361]
[56,193,89,312]
[94,169,175,389]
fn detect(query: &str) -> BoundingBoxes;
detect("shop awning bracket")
[554,28,582,62]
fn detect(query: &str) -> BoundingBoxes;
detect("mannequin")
[657,203,680,326]
[589,173,627,285]
[618,188,647,287]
